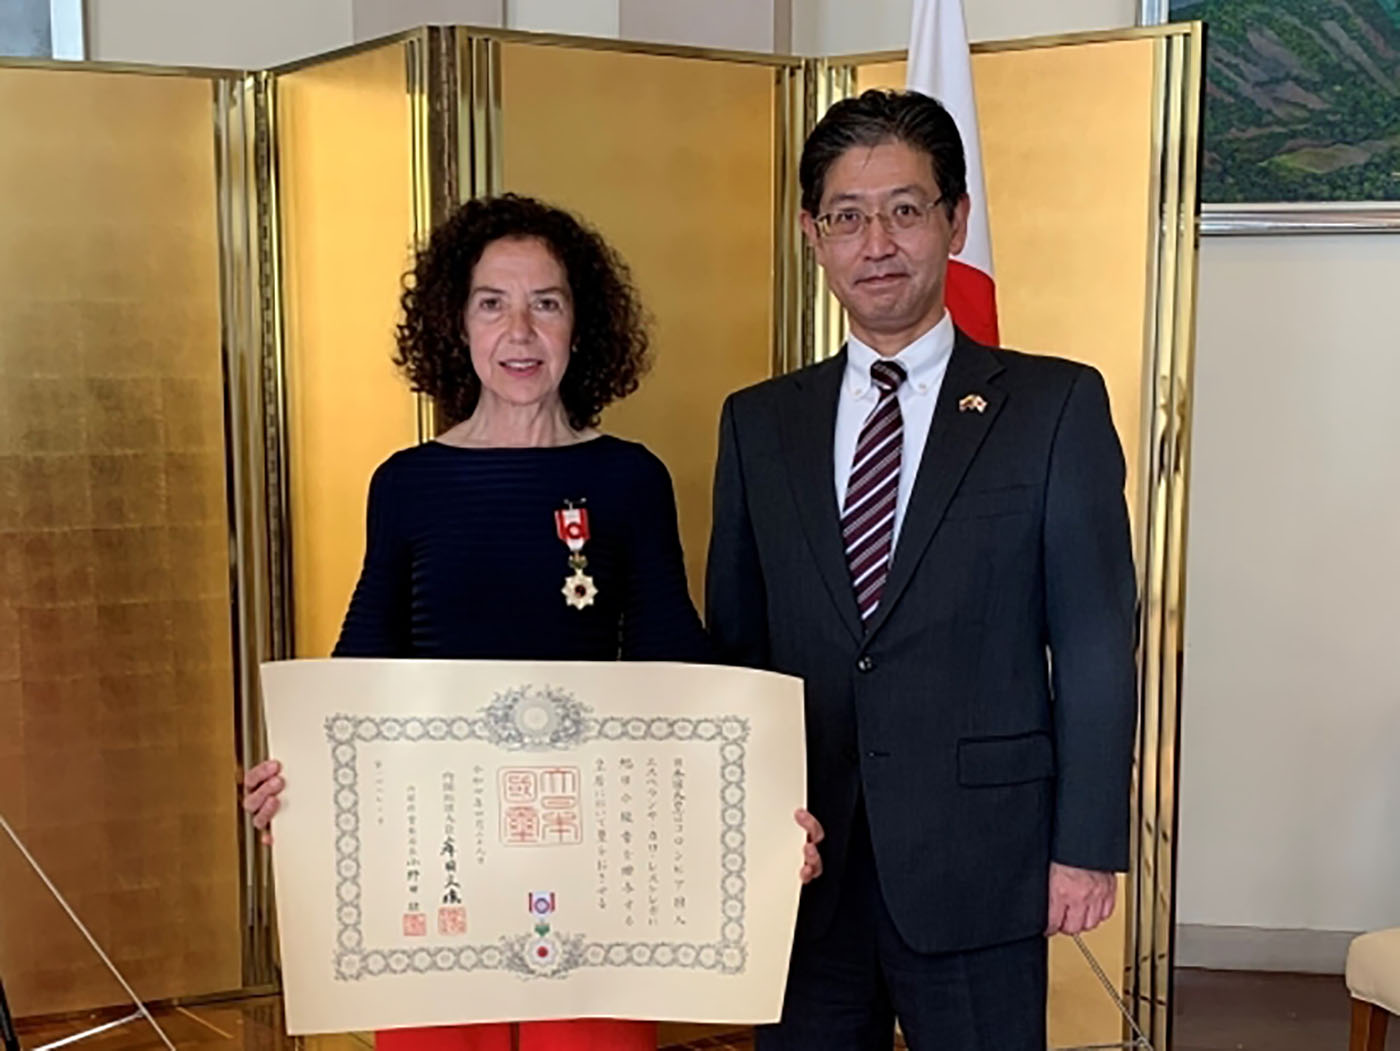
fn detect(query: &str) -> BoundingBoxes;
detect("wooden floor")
[11,969,1394,1050]
[1173,968,1397,1051]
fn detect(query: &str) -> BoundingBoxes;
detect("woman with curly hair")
[243,195,824,1051]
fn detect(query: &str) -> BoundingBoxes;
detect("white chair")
[1347,928,1400,1051]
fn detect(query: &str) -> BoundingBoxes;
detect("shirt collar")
[844,312,955,398]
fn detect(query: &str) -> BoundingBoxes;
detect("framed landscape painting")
[1145,0,1400,231]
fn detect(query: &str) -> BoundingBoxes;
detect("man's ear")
[948,194,971,256]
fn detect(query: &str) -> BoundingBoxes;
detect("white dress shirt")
[833,312,955,545]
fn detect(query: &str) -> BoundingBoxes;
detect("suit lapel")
[864,332,1006,640]
[779,350,864,643]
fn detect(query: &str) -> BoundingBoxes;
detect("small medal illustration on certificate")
[555,501,597,610]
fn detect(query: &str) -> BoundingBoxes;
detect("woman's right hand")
[243,759,285,845]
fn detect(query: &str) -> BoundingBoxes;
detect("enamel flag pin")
[959,393,988,414]
[555,502,597,610]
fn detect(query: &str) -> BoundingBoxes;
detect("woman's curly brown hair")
[395,194,650,429]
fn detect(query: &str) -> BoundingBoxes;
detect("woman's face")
[464,236,575,413]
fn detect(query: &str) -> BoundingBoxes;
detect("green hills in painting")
[1173,0,1400,202]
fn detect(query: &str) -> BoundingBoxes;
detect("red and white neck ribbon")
[555,507,590,552]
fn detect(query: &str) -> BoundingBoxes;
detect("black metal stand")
[0,977,20,1051]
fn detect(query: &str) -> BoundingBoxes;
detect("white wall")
[509,0,782,50]
[354,0,503,41]
[87,0,354,69]
[86,0,783,67]
[506,0,617,38]
[620,0,781,53]
[1177,234,1400,938]
[87,0,511,68]
[87,0,1143,67]
[791,0,1138,54]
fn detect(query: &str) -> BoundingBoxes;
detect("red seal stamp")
[437,906,467,935]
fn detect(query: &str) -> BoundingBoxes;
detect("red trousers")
[375,1021,656,1051]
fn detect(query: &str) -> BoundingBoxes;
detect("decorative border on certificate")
[324,685,750,982]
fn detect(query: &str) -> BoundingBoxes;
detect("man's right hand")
[242,759,284,845]
[1046,861,1116,936]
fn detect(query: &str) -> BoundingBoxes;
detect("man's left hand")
[1046,862,1116,936]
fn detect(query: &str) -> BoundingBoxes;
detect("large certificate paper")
[260,659,807,1033]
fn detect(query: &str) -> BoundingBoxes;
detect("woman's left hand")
[796,808,825,883]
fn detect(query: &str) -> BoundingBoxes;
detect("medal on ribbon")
[555,502,597,610]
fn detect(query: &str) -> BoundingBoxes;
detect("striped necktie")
[842,359,907,623]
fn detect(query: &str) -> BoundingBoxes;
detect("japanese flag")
[908,0,999,346]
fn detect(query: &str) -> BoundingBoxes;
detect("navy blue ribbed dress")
[340,439,692,1050]
[333,436,709,664]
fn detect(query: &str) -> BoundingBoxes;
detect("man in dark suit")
[705,89,1138,1049]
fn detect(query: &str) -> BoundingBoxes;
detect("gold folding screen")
[0,63,242,1014]
[0,25,1198,1051]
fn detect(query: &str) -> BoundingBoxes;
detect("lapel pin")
[959,393,988,414]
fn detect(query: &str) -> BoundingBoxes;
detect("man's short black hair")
[800,89,967,218]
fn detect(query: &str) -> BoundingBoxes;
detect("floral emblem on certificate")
[484,686,590,750]
[497,891,587,978]
[499,929,588,978]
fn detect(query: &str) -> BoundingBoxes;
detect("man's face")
[802,138,969,348]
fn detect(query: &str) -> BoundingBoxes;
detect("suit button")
[856,656,875,673]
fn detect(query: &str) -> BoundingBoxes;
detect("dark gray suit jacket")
[705,330,1138,954]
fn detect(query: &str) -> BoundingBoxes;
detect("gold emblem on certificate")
[555,502,597,610]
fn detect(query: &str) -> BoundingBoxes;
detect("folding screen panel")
[0,62,242,1014]
[273,40,425,659]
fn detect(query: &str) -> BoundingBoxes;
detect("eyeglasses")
[813,196,949,241]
